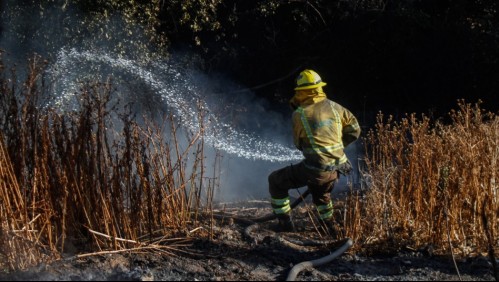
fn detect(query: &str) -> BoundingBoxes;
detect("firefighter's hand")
[337,160,353,175]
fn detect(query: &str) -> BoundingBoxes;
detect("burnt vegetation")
[0,0,497,276]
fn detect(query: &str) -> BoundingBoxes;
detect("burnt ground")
[0,199,496,281]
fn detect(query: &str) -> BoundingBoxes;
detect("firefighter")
[268,69,361,236]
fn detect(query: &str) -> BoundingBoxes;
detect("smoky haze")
[0,1,363,203]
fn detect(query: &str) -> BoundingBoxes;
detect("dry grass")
[0,54,218,271]
[1,53,497,273]
[347,99,498,259]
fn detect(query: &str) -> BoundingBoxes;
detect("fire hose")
[212,189,353,281]
[286,238,353,281]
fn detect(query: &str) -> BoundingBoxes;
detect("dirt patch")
[0,200,495,281]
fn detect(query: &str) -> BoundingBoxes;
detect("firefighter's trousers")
[268,160,338,212]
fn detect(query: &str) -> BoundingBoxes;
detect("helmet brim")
[294,82,327,91]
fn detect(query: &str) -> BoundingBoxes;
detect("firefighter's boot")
[316,201,341,238]
[271,196,295,232]
[276,213,296,232]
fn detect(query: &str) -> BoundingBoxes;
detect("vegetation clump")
[349,100,498,261]
[0,55,218,271]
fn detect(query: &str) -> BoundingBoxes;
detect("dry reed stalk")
[0,132,54,271]
[352,100,498,258]
[1,54,221,272]
[0,56,56,271]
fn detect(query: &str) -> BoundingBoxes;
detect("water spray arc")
[47,48,303,163]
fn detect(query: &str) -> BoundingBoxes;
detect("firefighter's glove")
[337,160,353,176]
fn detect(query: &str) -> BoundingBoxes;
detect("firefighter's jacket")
[289,87,361,170]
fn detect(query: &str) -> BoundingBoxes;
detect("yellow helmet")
[294,69,327,90]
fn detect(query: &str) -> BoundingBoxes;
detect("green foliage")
[165,0,224,46]
[6,0,168,63]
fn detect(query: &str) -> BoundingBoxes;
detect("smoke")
[0,1,363,203]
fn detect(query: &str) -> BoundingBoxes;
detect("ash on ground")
[0,199,495,281]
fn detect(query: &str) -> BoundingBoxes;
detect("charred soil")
[0,200,495,281]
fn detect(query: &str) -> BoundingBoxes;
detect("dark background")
[159,0,499,126]
[2,0,498,126]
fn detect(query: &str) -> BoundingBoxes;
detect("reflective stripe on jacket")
[291,88,361,169]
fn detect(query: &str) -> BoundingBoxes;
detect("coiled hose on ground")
[212,189,353,281]
[286,238,353,281]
